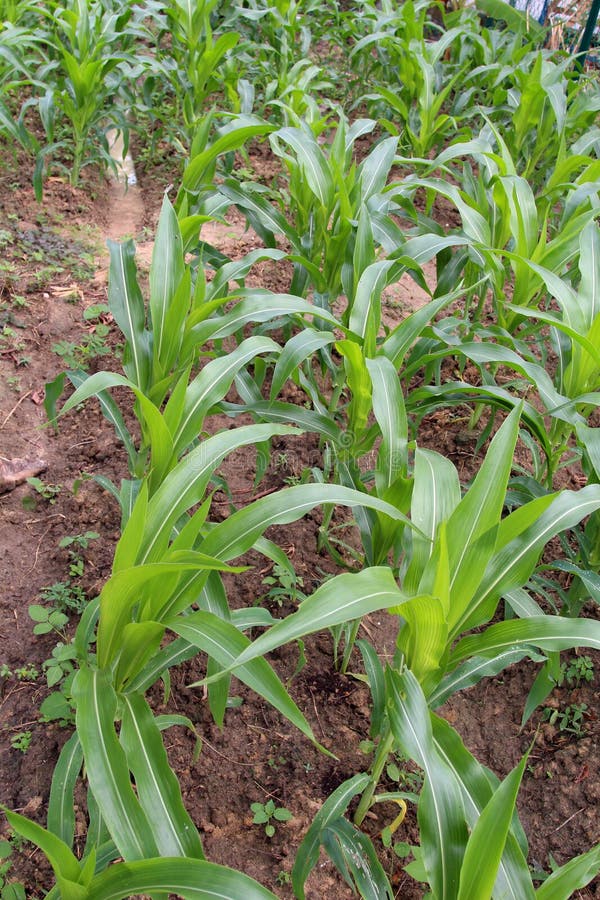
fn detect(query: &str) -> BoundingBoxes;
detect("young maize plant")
[4,2,600,897]
[200,407,600,898]
[155,0,240,145]
[208,114,403,314]
[386,126,600,332]
[30,0,141,189]
[351,0,472,158]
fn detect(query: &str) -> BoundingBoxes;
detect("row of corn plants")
[1,0,597,190]
[2,0,600,896]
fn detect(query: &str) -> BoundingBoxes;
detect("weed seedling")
[43,641,77,688]
[13,665,39,682]
[0,835,25,898]
[558,656,594,688]
[261,563,305,607]
[26,477,61,505]
[52,326,111,371]
[58,531,99,551]
[28,605,69,637]
[542,703,589,737]
[10,731,32,754]
[39,581,87,614]
[250,800,292,838]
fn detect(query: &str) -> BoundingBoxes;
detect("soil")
[0,137,599,900]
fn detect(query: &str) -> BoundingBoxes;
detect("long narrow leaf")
[72,668,158,861]
[120,693,204,858]
[385,668,467,899]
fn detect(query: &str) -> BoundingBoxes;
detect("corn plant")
[351,0,473,158]
[57,194,311,493]
[175,111,276,223]
[216,114,404,315]
[146,0,240,146]
[30,0,143,188]
[392,126,600,331]
[193,407,600,896]
[474,51,600,190]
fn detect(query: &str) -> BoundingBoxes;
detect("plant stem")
[353,727,395,827]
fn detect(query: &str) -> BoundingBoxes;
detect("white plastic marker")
[106,127,138,186]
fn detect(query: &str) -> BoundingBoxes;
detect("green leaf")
[167,610,325,752]
[68,371,137,470]
[114,621,166,690]
[292,774,370,899]
[60,371,173,483]
[396,593,448,693]
[336,339,372,439]
[3,808,83,888]
[72,668,158,861]
[429,648,545,709]
[536,842,600,899]
[272,126,334,209]
[120,693,204,859]
[463,485,600,631]
[44,372,66,433]
[385,668,467,899]
[47,733,83,848]
[458,754,529,900]
[273,808,292,822]
[137,423,300,564]
[359,136,398,201]
[97,555,240,668]
[450,616,600,666]
[357,639,385,739]
[432,716,534,899]
[183,291,341,352]
[200,567,411,696]
[168,336,280,457]
[107,239,151,393]
[201,483,417,564]
[270,331,335,400]
[150,195,185,376]
[366,356,408,493]
[322,817,394,900]
[183,117,275,192]
[405,448,460,594]
[86,857,278,898]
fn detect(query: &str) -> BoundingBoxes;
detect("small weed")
[26,477,61,504]
[386,753,423,793]
[6,376,20,393]
[261,563,305,607]
[558,656,594,688]
[267,747,287,771]
[43,641,77,688]
[276,870,291,886]
[0,664,39,682]
[10,731,32,754]
[0,834,26,898]
[83,303,109,322]
[52,326,111,371]
[28,604,69,636]
[60,530,99,550]
[14,665,39,682]
[38,581,88,614]
[250,800,292,838]
[542,703,589,737]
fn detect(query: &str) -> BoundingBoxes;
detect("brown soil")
[0,144,599,900]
